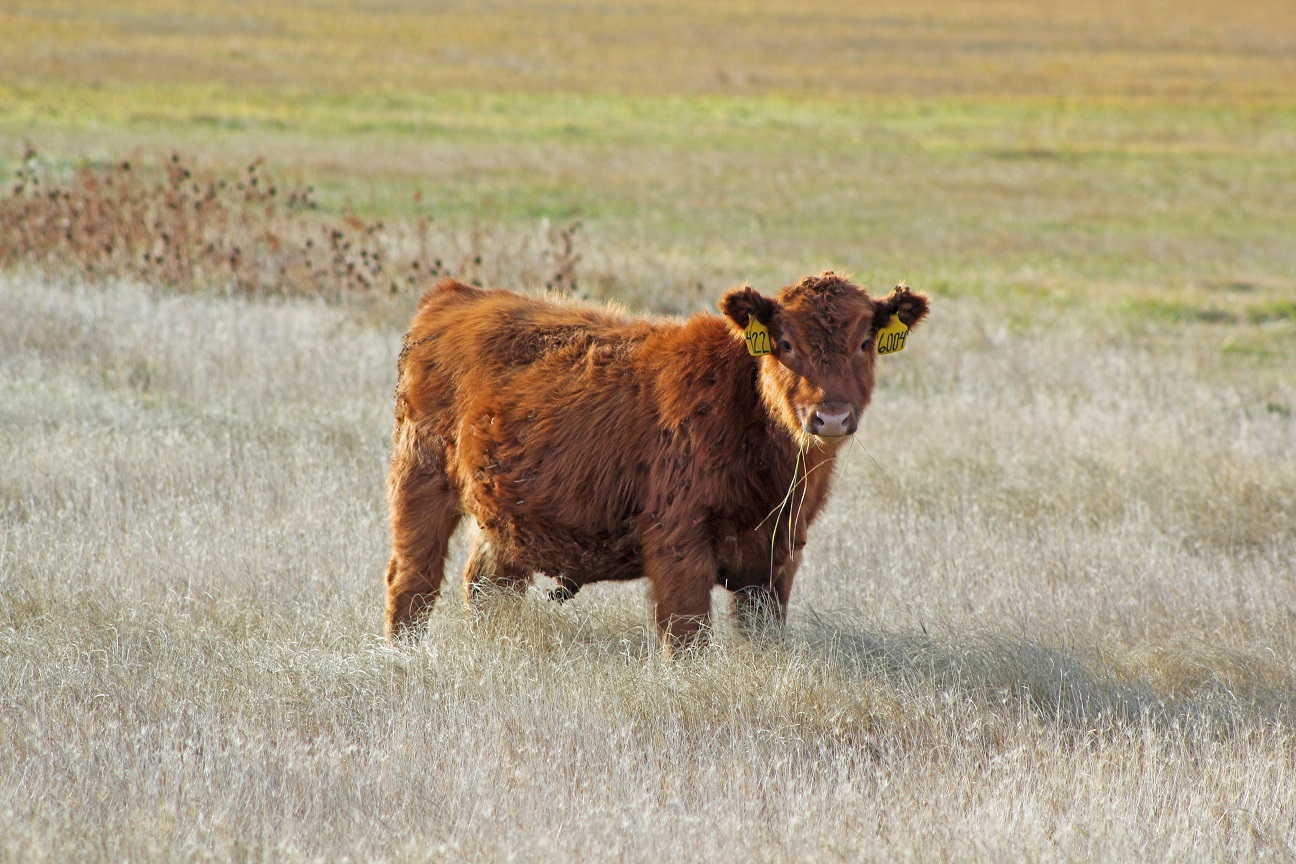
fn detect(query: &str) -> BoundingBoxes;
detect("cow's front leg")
[731,549,800,635]
[643,526,716,658]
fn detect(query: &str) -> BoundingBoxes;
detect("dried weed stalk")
[0,146,584,300]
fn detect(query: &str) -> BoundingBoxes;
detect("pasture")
[2,0,1295,860]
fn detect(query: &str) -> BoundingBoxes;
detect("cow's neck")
[792,430,844,496]
[757,411,846,534]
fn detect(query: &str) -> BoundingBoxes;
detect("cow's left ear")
[871,285,930,333]
[720,284,781,333]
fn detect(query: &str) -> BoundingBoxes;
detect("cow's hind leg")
[385,441,462,641]
[462,530,532,607]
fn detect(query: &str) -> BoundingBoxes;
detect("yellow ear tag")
[875,315,909,355]
[744,316,773,356]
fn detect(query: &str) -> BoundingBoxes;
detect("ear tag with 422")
[744,316,773,356]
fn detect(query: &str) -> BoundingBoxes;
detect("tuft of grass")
[1246,300,1296,324]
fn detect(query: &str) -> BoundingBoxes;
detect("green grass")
[4,0,1295,309]
[1,0,1291,362]
[5,0,1294,103]
[6,86,1294,304]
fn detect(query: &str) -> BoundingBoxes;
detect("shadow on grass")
[784,608,1296,734]
[437,590,1296,738]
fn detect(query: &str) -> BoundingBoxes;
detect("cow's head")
[721,271,929,443]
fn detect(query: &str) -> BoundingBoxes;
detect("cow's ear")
[871,285,930,333]
[720,284,781,332]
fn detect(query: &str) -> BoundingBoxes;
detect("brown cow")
[384,271,929,655]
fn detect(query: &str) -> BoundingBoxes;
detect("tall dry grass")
[2,270,1293,861]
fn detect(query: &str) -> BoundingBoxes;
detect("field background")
[2,1,1295,861]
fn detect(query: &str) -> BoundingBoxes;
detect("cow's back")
[396,281,672,574]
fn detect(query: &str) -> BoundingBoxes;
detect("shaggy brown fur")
[384,272,930,655]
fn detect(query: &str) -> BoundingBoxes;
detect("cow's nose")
[808,403,856,437]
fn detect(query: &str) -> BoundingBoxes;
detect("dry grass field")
[3,270,1293,861]
[2,0,1296,861]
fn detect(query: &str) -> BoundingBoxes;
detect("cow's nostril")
[809,405,854,437]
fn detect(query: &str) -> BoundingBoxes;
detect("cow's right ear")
[719,284,780,333]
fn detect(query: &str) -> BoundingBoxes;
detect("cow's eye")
[860,339,870,352]
[780,340,792,352]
